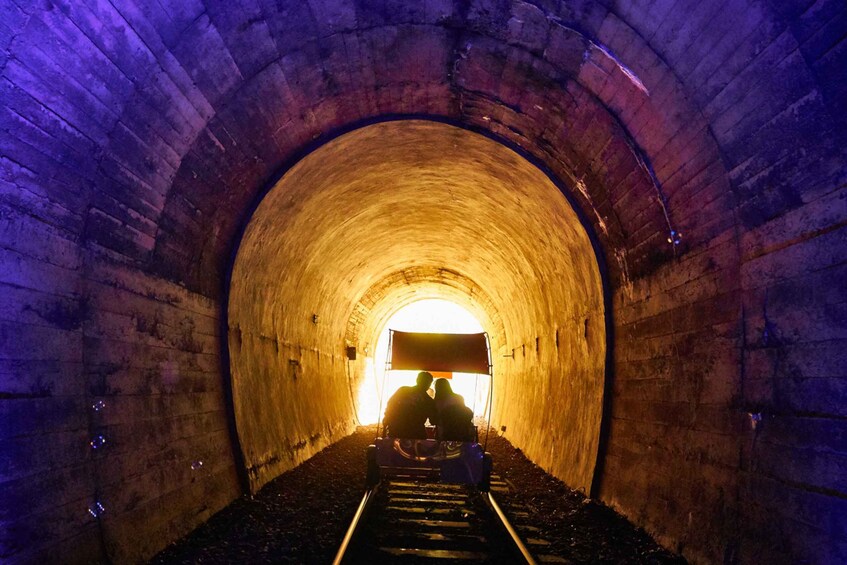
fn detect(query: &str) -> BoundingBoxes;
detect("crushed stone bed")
[152,426,686,564]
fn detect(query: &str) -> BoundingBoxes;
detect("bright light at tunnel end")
[356,299,489,425]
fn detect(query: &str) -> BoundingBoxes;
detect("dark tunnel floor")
[150,427,686,564]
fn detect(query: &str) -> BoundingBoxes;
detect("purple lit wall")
[0,1,845,563]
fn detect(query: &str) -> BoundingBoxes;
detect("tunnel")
[228,120,606,493]
[1,1,845,564]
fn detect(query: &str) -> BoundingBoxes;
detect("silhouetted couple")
[384,371,474,441]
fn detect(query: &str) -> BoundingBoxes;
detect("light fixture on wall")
[748,412,763,431]
[89,435,107,450]
[87,400,107,522]
[667,230,682,246]
[87,501,105,519]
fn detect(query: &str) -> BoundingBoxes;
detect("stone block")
[83,207,154,261]
[206,0,279,79]
[0,494,103,563]
[354,0,429,27]
[308,0,358,36]
[753,439,847,496]
[795,0,847,60]
[0,430,89,483]
[25,10,134,112]
[0,462,96,529]
[685,2,777,104]
[507,2,550,53]
[741,222,847,288]
[170,14,244,107]
[5,49,115,146]
[0,80,98,176]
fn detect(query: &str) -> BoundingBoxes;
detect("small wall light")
[90,435,107,450]
[312,314,319,324]
[88,501,105,518]
[667,230,682,245]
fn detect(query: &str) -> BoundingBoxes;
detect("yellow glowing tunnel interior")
[361,299,488,426]
[227,120,606,493]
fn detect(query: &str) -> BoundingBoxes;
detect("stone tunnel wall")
[0,1,845,563]
[1,248,240,562]
[227,121,606,494]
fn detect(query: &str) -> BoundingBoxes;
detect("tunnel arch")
[226,118,610,494]
[345,266,508,358]
[3,1,845,563]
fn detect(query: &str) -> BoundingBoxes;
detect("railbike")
[333,330,537,564]
[367,330,495,490]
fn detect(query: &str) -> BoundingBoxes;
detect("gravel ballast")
[152,426,686,564]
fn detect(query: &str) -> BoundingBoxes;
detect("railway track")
[334,472,563,564]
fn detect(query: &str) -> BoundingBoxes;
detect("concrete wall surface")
[228,122,605,492]
[0,1,845,563]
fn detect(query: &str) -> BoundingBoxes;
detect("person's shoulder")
[390,385,412,399]
[403,385,422,396]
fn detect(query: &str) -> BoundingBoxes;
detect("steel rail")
[487,491,537,564]
[332,487,374,565]
[335,480,537,563]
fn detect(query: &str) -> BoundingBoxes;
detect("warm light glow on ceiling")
[356,299,489,425]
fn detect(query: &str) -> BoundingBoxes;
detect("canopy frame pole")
[483,331,493,451]
[375,330,394,440]
[472,373,480,415]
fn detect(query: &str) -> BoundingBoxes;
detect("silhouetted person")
[433,378,475,441]
[383,371,436,439]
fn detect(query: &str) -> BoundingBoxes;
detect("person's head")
[415,371,434,390]
[434,378,452,397]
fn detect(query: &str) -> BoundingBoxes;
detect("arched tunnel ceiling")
[135,4,741,296]
[346,266,508,356]
[230,120,602,349]
[228,121,606,490]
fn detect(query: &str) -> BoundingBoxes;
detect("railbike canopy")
[374,330,495,486]
[388,330,492,375]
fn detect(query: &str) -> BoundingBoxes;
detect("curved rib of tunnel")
[228,121,606,493]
